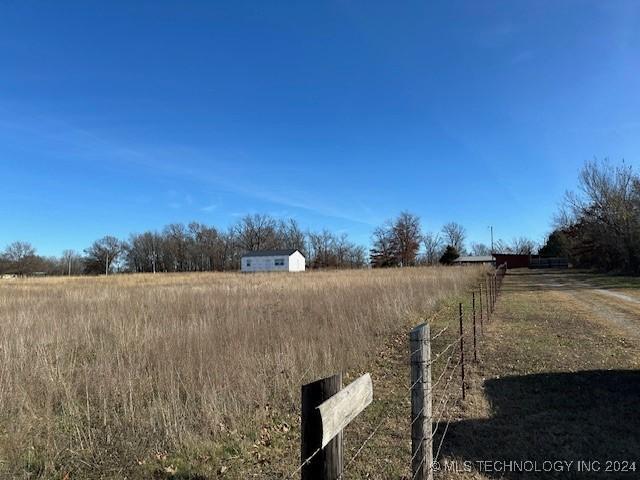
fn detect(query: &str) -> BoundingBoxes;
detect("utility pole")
[489,226,494,253]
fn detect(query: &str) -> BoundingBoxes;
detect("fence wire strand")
[292,265,507,479]
[338,414,388,479]
[433,396,462,463]
[288,447,321,478]
[410,263,507,478]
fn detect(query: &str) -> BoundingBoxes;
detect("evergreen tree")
[439,245,460,265]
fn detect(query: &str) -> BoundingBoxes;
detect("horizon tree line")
[1,212,540,276]
[0,214,368,276]
[369,213,538,267]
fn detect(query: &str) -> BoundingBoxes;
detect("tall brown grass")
[0,266,479,477]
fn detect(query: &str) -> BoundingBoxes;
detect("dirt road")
[505,269,640,341]
[437,268,640,479]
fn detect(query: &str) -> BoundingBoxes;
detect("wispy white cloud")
[0,106,380,226]
[201,203,218,212]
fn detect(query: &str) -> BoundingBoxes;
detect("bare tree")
[61,249,81,276]
[308,229,337,268]
[233,214,279,252]
[163,223,190,272]
[492,238,509,253]
[189,222,231,272]
[346,244,367,268]
[279,219,307,255]
[370,212,423,267]
[510,237,537,255]
[84,236,123,275]
[127,232,163,273]
[470,242,491,256]
[306,229,365,269]
[392,211,422,266]
[3,241,38,275]
[441,222,466,252]
[369,221,396,268]
[560,159,640,271]
[422,232,443,265]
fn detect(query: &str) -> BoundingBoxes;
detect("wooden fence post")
[301,374,343,479]
[410,323,433,480]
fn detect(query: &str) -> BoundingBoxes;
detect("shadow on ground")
[435,370,640,479]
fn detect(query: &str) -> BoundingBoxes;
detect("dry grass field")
[0,266,481,479]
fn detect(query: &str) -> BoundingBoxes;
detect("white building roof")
[241,249,302,258]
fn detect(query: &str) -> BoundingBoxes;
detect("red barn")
[493,253,530,269]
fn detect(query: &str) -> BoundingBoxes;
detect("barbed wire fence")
[289,264,508,480]
[409,263,507,480]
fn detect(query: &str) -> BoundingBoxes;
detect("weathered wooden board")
[317,373,373,448]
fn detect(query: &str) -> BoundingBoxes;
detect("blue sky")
[1,1,639,256]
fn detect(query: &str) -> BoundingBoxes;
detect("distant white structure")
[241,249,306,273]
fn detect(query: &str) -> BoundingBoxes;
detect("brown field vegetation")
[0,266,480,478]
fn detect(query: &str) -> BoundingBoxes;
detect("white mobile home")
[241,249,306,273]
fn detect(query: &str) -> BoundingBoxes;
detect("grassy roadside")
[563,270,640,291]
[437,269,640,479]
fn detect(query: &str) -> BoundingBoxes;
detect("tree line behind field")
[0,217,367,276]
[0,211,538,276]
[369,214,535,268]
[540,159,640,274]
